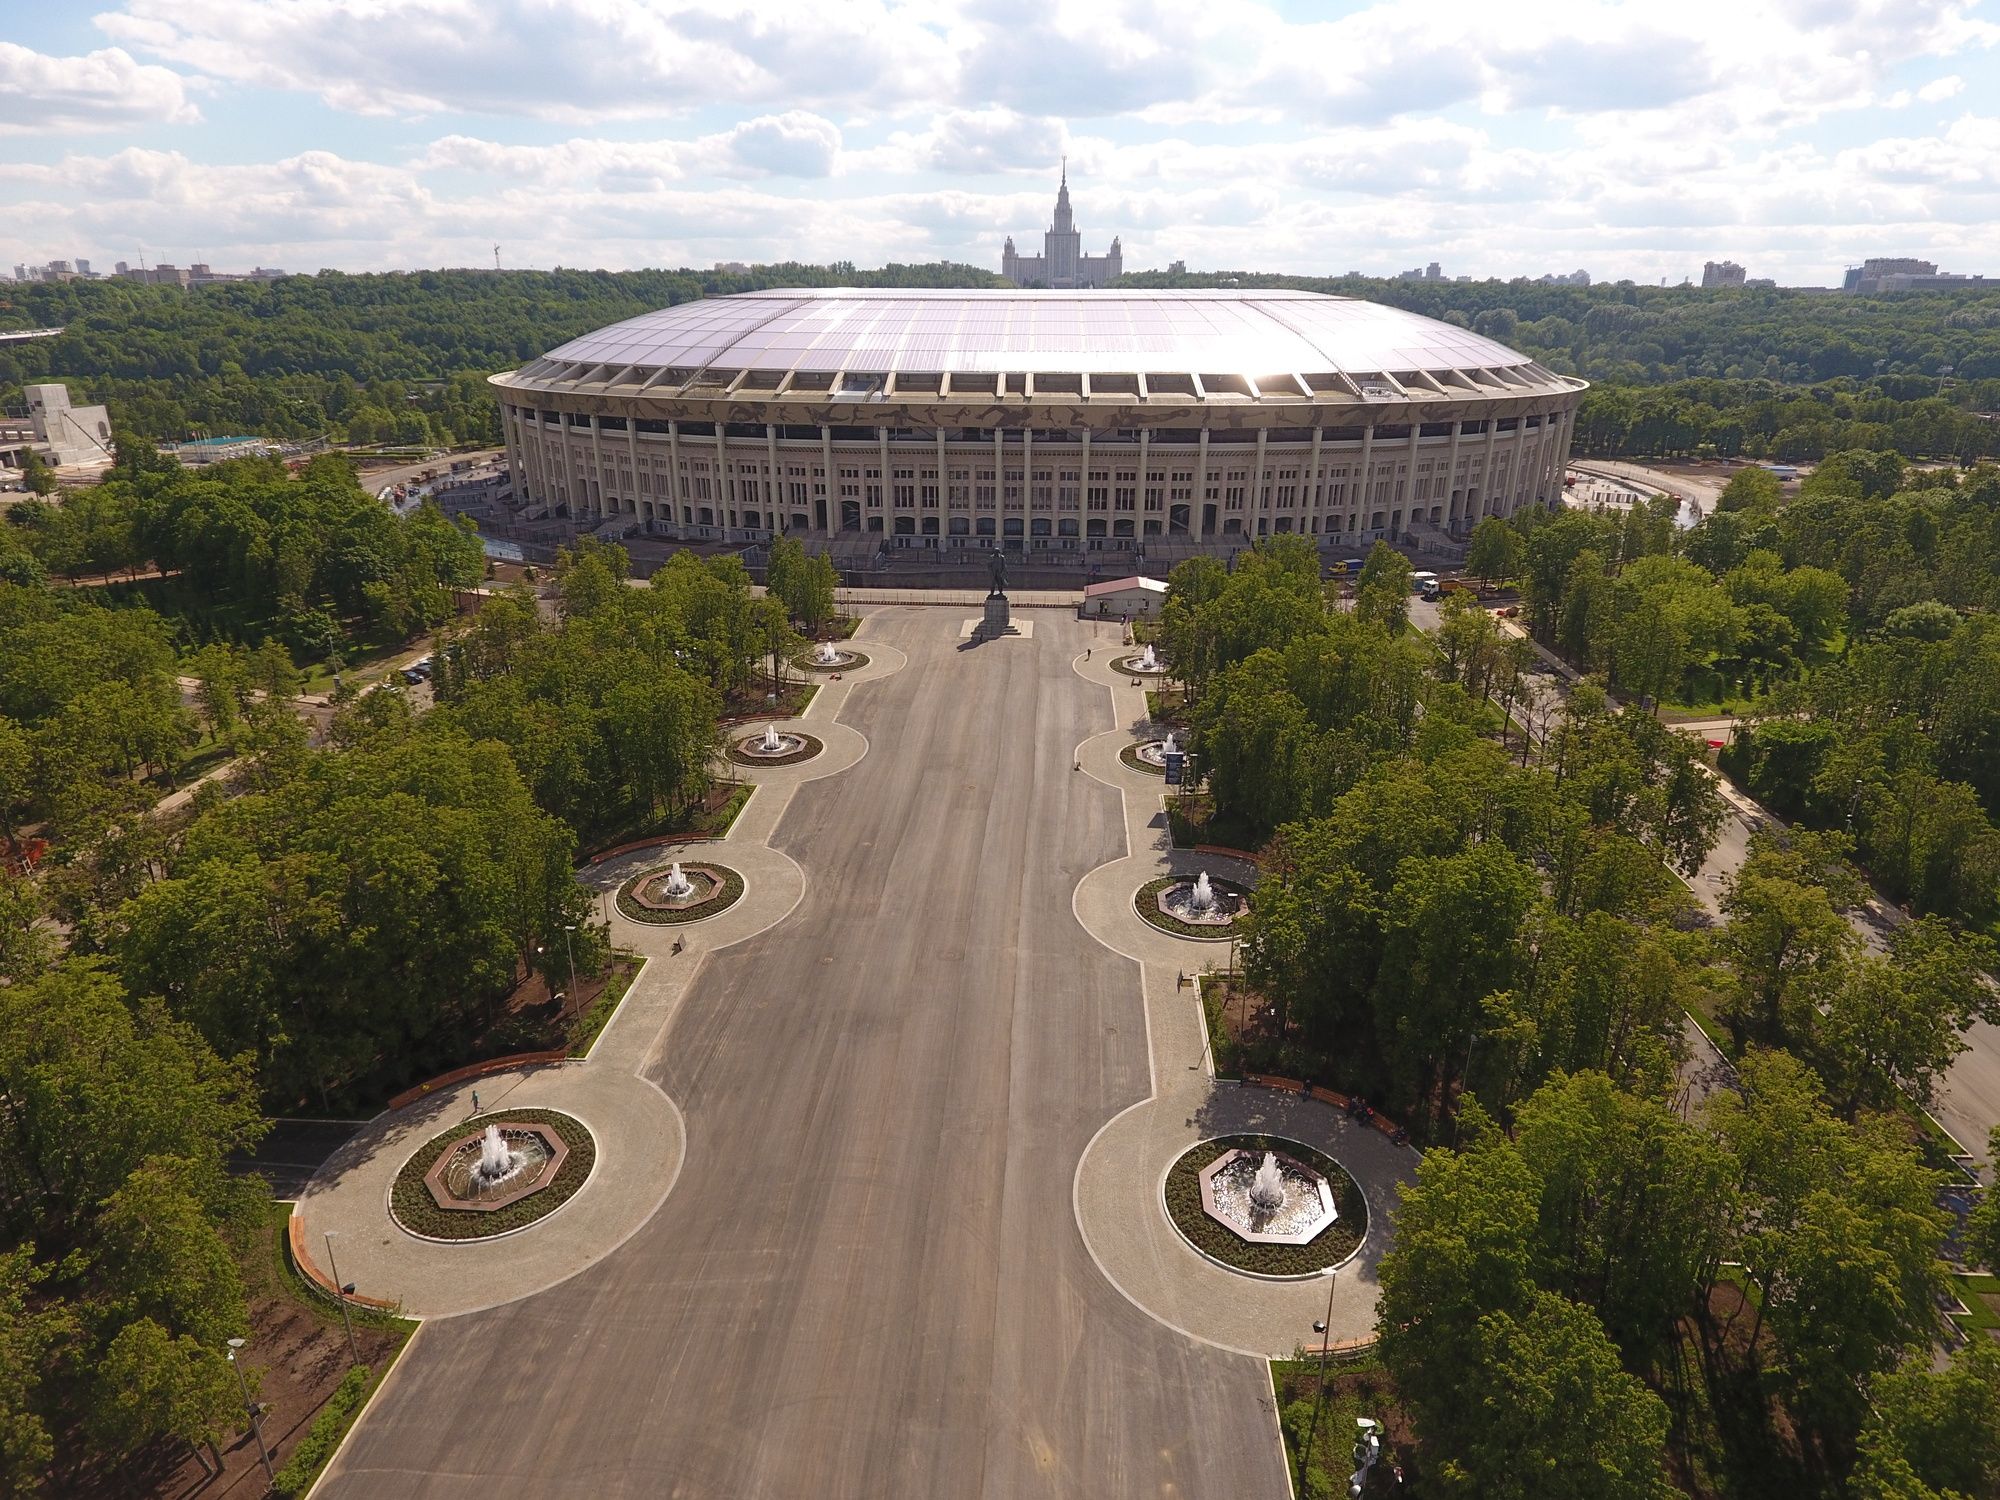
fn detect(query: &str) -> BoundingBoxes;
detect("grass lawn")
[1165,792,1264,853]
[580,783,755,858]
[1270,1357,1413,1500]
[567,951,642,1060]
[1949,1272,2000,1336]
[1144,685,1190,722]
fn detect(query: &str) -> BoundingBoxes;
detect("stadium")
[491,288,1586,563]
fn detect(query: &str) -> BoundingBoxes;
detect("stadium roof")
[512,288,1575,402]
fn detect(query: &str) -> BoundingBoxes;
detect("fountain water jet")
[1249,1151,1286,1213]
[814,640,840,665]
[1138,644,1159,672]
[474,1124,515,1186]
[762,724,783,752]
[662,862,694,899]
[1162,730,1177,755]
[1188,870,1216,913]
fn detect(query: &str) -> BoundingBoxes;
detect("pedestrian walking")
[470,1089,480,1115]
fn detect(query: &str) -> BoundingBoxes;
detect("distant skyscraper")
[1001,163,1123,289]
[1702,260,1747,288]
[73,258,91,277]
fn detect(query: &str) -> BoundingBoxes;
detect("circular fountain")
[729,723,823,766]
[392,1108,595,1241]
[1164,1135,1365,1277]
[1112,643,1167,676]
[800,638,867,672]
[420,1121,565,1213]
[1129,729,1179,773]
[1136,869,1247,938]
[618,857,744,924]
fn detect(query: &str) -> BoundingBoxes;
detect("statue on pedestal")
[987,548,1009,596]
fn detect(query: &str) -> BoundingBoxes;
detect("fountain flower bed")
[728,726,823,767]
[1165,1134,1366,1277]
[798,640,869,673]
[391,1108,596,1241]
[1135,872,1250,939]
[1111,645,1167,676]
[1121,730,1184,776]
[617,859,745,924]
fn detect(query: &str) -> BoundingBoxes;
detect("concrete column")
[1444,419,1464,532]
[820,425,834,539]
[1251,429,1268,538]
[1397,424,1419,534]
[878,427,891,536]
[1480,419,1501,518]
[1195,427,1210,540]
[765,424,780,532]
[1137,427,1151,543]
[1079,429,1091,548]
[1021,427,1033,547]
[1356,423,1375,532]
[1306,424,1323,539]
[588,415,606,520]
[935,427,948,547]
[500,404,523,505]
[991,428,1004,547]
[625,420,640,526]
[667,420,684,529]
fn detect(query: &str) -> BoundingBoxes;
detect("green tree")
[1466,516,1523,585]
[1852,1340,2000,1500]
[1354,542,1413,632]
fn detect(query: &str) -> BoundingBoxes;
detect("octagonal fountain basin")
[1198,1148,1338,1245]
[423,1122,568,1213]
[1159,870,1242,927]
[1135,731,1180,768]
[630,862,722,910]
[805,640,863,671]
[739,725,805,758]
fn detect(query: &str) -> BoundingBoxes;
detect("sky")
[2,0,1997,287]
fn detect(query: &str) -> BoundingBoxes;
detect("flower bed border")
[727,731,824,767]
[1134,873,1250,940]
[617,861,745,924]
[390,1108,596,1242]
[1163,1134,1366,1278]
[797,649,870,674]
[1120,741,1168,776]
[1110,653,1166,677]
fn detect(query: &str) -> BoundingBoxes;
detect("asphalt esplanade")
[316,608,1291,1499]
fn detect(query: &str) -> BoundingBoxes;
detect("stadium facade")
[491,288,1586,560]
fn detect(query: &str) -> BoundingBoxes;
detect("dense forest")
[1148,535,2000,1497]
[0,486,814,1482]
[0,262,1005,448]
[6,264,1998,462]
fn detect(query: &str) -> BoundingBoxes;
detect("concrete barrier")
[288,1213,398,1311]
[383,1050,569,1112]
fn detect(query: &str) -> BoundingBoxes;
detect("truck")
[1410,570,1440,598]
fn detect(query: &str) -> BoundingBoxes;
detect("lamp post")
[1299,1268,1338,1494]
[225,1337,277,1489]
[562,923,579,1025]
[322,1232,360,1367]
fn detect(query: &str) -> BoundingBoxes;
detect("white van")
[1410,570,1440,597]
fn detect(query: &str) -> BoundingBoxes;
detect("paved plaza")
[310,607,1402,1498]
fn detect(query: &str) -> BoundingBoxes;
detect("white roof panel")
[538,288,1542,383]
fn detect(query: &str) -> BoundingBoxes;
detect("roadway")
[316,608,1288,1499]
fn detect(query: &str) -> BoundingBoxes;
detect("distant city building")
[1167,260,1186,274]
[1844,257,1989,293]
[1701,259,1747,288]
[1396,262,1445,281]
[1001,163,1122,289]
[9,259,98,283]
[112,262,286,288]
[72,259,90,277]
[1535,269,1591,287]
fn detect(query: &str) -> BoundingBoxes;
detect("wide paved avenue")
[319,608,1287,1498]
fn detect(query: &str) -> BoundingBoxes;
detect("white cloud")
[0,42,199,133]
[1918,73,1966,102]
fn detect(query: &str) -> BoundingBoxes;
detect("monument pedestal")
[983,591,1011,634]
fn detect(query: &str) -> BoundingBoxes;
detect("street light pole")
[562,923,579,1025]
[1299,1268,1339,1494]
[225,1337,277,1489]
[322,1232,360,1367]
